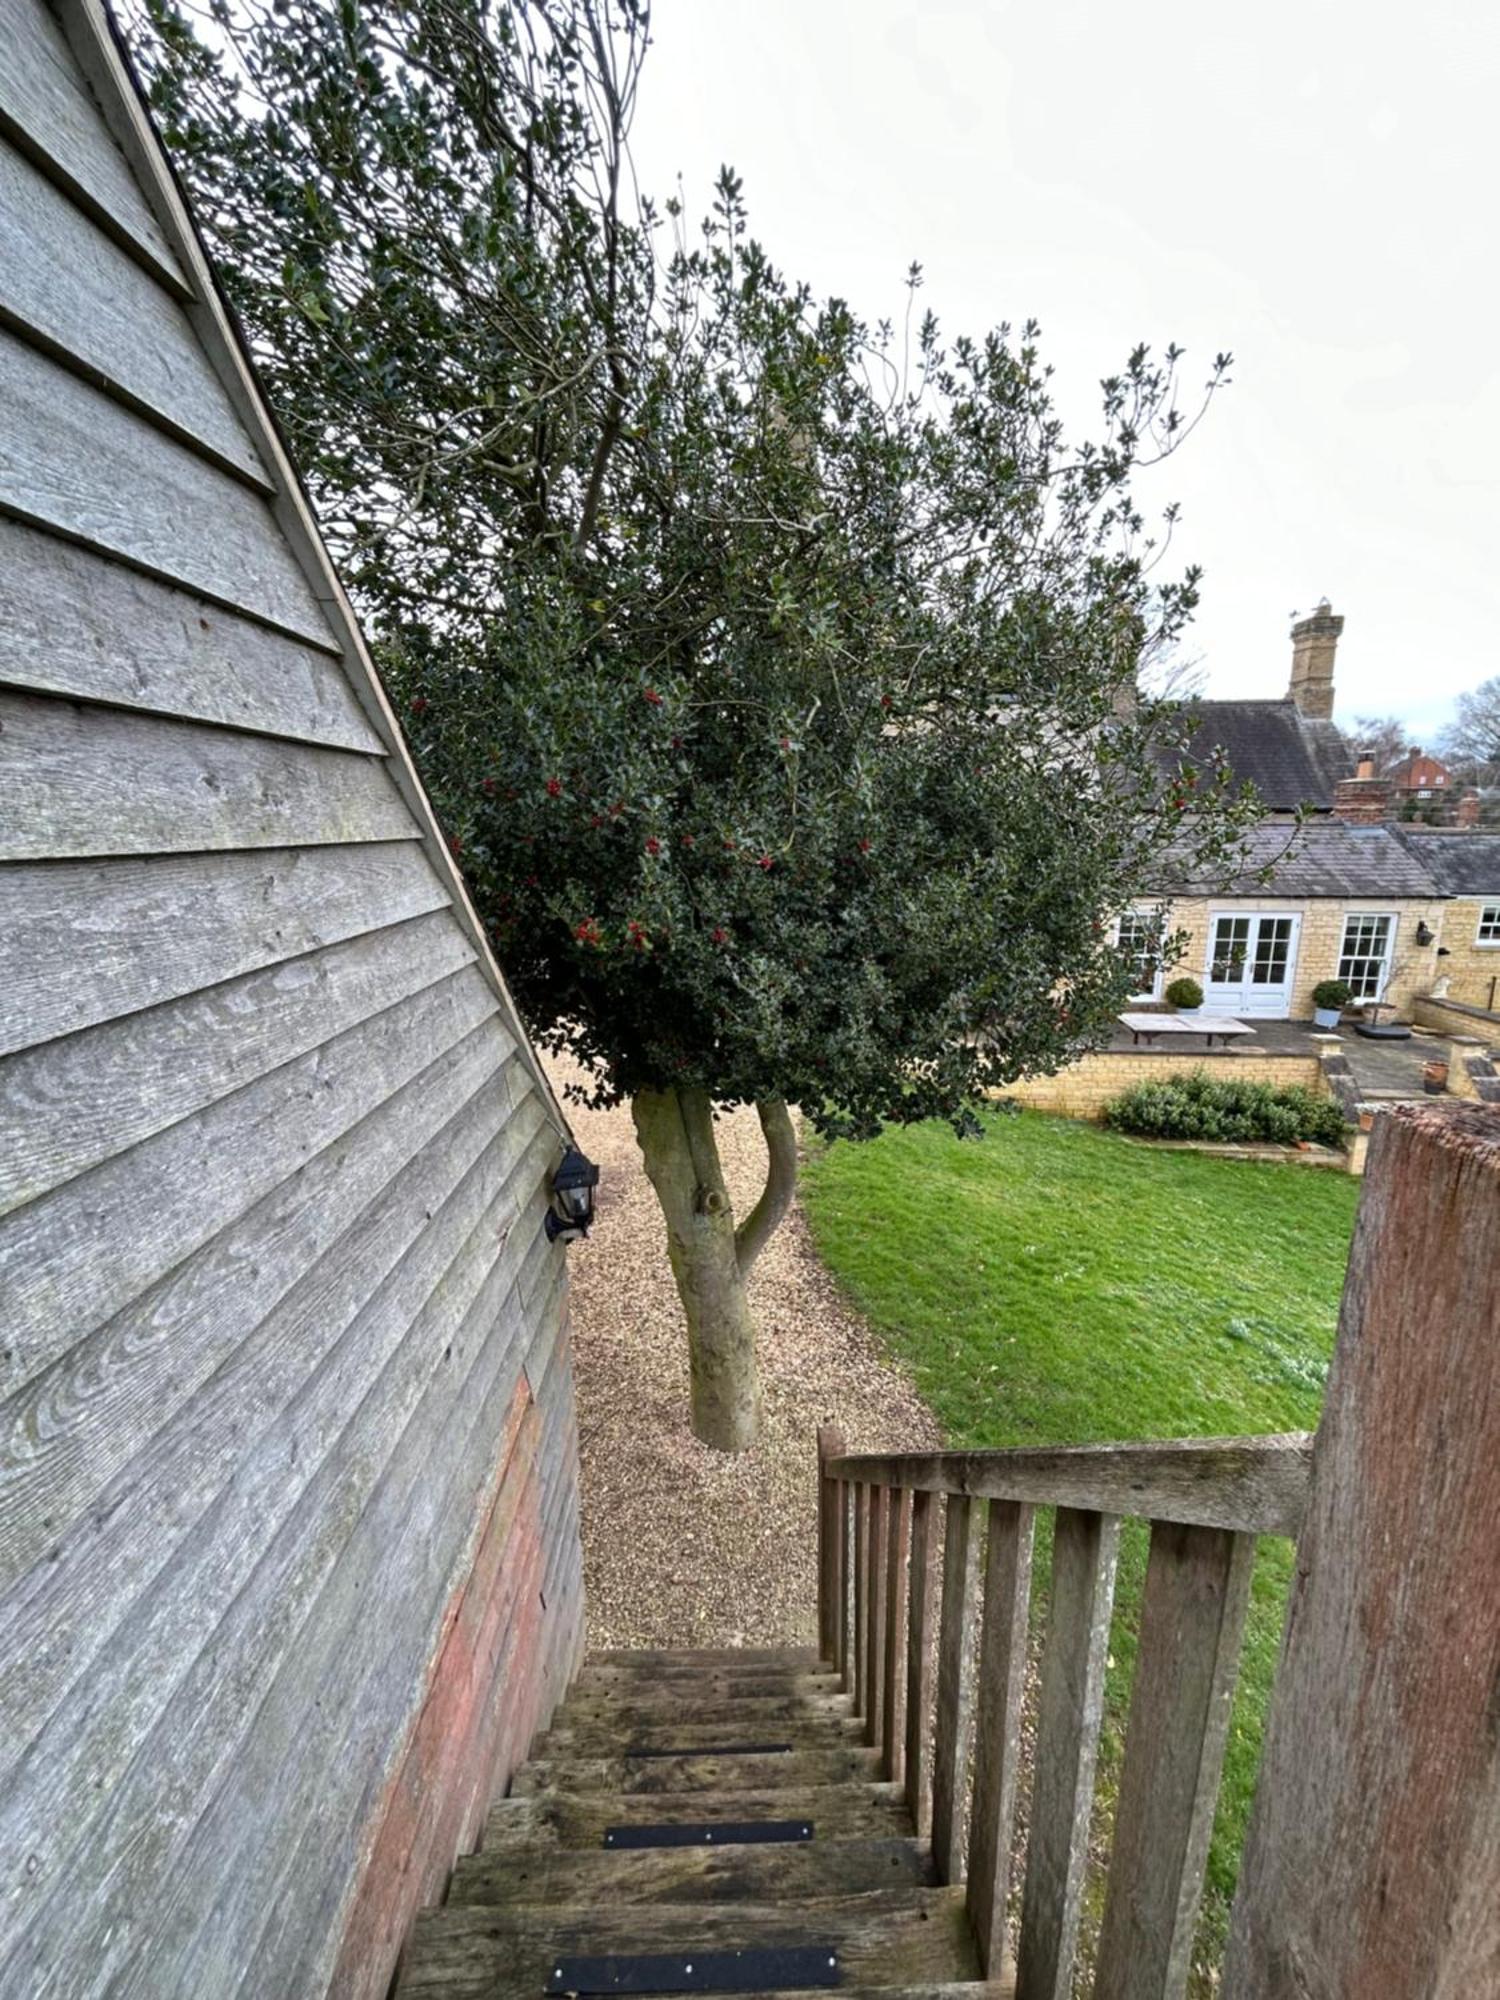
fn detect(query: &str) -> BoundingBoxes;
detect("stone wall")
[1411,994,1500,1041]
[1003,1046,1330,1121]
[1429,898,1500,1010]
[1158,895,1446,1020]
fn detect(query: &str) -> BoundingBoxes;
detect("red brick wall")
[327,1369,571,2000]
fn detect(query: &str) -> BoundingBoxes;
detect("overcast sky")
[629,1,1499,745]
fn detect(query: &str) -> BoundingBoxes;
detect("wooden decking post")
[1223,1103,1500,1998]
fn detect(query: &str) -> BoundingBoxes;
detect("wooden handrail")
[815,1429,1314,1994]
[815,1106,1496,1995]
[824,1432,1312,1539]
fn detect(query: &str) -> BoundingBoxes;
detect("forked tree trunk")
[631,1087,798,1452]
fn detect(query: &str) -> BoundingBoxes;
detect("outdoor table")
[1118,1012,1256,1050]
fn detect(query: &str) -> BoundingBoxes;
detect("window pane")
[1210,916,1249,982]
[1338,914,1394,999]
[1115,912,1159,995]
[1251,918,1293,984]
[1478,905,1500,944]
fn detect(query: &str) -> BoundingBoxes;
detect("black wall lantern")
[545,1145,600,1243]
[1415,920,1435,947]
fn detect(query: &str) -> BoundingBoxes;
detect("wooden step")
[535,1716,864,1759]
[484,1785,914,1850]
[448,1835,936,1908]
[512,1747,883,1797]
[585,1648,824,1671]
[560,1688,852,1720]
[394,1888,980,1999]
[570,1668,844,1702]
[554,1690,854,1733]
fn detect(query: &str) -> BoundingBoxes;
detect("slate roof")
[1168,700,1352,811]
[1153,820,1448,899]
[1391,829,1500,897]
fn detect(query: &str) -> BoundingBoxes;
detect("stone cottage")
[1114,602,1500,1021]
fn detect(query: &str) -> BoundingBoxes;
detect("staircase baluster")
[816,1425,845,1666]
[965,1498,1036,1979]
[863,1484,889,1749]
[836,1478,852,1690]
[881,1486,912,1781]
[1014,1507,1121,2000]
[903,1488,939,1833]
[1092,1521,1255,2000]
[930,1493,980,1884]
[852,1482,869,1717]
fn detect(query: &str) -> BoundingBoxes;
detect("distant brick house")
[1115,602,1500,1020]
[1384,745,1453,797]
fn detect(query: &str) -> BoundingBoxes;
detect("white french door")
[1204,912,1301,1018]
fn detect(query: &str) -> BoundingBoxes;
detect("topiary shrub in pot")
[1164,976,1204,1015]
[1311,978,1352,1029]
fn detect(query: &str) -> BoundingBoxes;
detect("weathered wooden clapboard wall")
[0,1,586,1993]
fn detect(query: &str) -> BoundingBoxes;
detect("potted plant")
[1311,978,1352,1029]
[1164,977,1204,1016]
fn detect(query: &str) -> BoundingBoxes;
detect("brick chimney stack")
[1334,746,1393,824]
[1288,598,1343,719]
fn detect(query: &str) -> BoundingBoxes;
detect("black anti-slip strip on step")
[601,1821,813,1849]
[547,1946,841,1994]
[622,1743,793,1760]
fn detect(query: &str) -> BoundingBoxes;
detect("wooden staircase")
[392,1431,1317,2000]
[395,1645,988,1999]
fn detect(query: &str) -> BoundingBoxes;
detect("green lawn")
[801,1108,1360,1983]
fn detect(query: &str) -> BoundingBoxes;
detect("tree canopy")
[1440,676,1500,777]
[133,0,1260,1442]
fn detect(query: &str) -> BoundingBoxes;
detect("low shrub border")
[1102,1067,1348,1147]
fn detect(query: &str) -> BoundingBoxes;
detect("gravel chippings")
[547,1052,943,1652]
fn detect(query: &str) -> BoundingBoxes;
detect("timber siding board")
[0,908,477,1215]
[0,840,447,1055]
[0,3,583,1992]
[0,138,266,481]
[0,688,409,859]
[0,331,335,645]
[163,1280,540,1995]
[214,1278,549,1998]
[0,519,383,750]
[0,1031,519,1612]
[0,1109,552,1987]
[0,962,501,1395]
[0,0,187,289]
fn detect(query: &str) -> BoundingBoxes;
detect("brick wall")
[1003,1047,1329,1121]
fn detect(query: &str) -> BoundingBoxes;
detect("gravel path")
[547,1054,942,1650]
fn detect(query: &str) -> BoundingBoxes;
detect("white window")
[1477,904,1500,946]
[1113,910,1162,1001]
[1338,913,1397,999]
